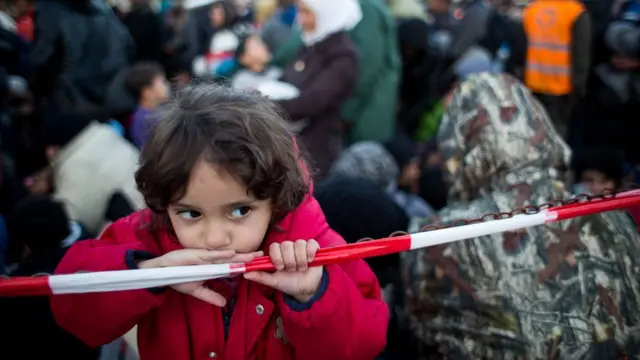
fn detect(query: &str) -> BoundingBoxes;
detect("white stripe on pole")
[409,211,555,250]
[49,263,236,294]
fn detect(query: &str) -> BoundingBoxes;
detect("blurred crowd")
[0,0,640,358]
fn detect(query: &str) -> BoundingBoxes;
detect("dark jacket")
[0,244,99,359]
[277,32,358,177]
[0,27,29,77]
[122,4,165,63]
[29,0,133,111]
[183,4,213,61]
[570,12,592,97]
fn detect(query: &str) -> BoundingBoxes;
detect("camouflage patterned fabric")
[401,73,640,359]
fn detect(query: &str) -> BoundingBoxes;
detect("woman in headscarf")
[401,73,640,359]
[274,0,360,177]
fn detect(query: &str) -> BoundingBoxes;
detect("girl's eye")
[177,210,202,220]
[230,206,252,219]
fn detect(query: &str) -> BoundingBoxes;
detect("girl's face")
[168,159,272,253]
[296,0,316,33]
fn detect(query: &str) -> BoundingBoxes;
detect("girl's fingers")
[190,286,227,307]
[243,271,280,289]
[227,251,264,264]
[294,240,308,271]
[280,241,296,271]
[199,250,265,264]
[269,242,285,271]
[306,239,319,262]
[197,250,236,263]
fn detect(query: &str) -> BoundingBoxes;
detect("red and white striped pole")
[2,191,639,297]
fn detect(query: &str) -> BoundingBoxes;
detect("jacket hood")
[437,72,571,201]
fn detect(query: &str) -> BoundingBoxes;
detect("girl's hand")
[243,240,323,303]
[138,249,263,306]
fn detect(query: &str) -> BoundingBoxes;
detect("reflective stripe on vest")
[523,0,584,95]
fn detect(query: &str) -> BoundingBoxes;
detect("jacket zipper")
[222,297,235,340]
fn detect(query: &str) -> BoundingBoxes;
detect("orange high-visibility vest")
[522,0,585,95]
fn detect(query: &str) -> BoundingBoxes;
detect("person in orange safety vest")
[522,0,591,138]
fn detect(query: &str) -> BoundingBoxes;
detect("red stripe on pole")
[0,276,51,297]
[554,195,640,221]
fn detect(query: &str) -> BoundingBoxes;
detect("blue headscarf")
[280,4,297,26]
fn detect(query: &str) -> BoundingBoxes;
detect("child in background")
[571,148,624,196]
[126,61,169,148]
[51,85,388,360]
[571,148,640,231]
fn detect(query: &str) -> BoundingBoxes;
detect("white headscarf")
[299,0,363,46]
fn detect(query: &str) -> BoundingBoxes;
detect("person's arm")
[181,13,202,64]
[28,7,61,99]
[448,3,491,59]
[341,0,397,122]
[277,51,358,121]
[0,67,8,99]
[277,195,389,360]
[50,213,166,348]
[571,12,592,97]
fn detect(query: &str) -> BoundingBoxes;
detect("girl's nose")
[204,223,232,249]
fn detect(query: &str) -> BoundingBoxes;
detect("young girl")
[50,85,388,360]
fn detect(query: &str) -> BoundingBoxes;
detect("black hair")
[125,61,165,99]
[40,111,93,149]
[135,84,309,228]
[571,148,625,188]
[384,134,418,171]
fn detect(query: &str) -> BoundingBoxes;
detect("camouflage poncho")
[401,73,640,359]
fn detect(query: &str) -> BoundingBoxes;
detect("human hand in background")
[612,55,640,70]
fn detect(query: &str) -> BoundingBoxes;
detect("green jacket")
[271,0,401,143]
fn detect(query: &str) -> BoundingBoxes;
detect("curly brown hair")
[135,84,309,223]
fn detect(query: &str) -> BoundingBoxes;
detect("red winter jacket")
[51,194,388,360]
